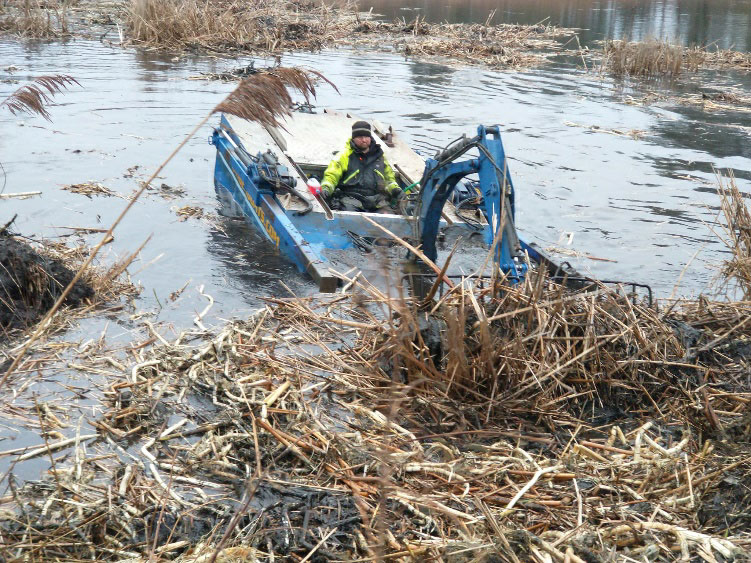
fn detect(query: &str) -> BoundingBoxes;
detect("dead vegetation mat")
[350,19,572,69]
[1,269,750,561]
[2,0,576,70]
[0,232,94,336]
[0,231,140,342]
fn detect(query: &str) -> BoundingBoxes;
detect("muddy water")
[1,26,751,474]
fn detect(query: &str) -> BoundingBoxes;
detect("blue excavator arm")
[417,125,526,281]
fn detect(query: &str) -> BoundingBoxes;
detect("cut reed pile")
[354,18,572,69]
[1,266,749,560]
[0,233,93,335]
[123,0,573,69]
[602,38,751,77]
[704,48,751,71]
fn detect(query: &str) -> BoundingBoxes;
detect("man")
[320,121,404,212]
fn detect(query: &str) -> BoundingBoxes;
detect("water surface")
[1,21,751,474]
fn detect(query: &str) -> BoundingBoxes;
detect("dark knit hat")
[351,120,372,138]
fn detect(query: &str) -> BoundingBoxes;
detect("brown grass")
[125,0,346,52]
[0,0,71,37]
[716,171,751,299]
[603,38,705,78]
[0,74,80,121]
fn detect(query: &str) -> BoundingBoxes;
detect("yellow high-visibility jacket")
[321,139,399,198]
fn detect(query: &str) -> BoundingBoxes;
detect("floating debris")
[174,205,204,221]
[0,190,41,199]
[357,18,574,69]
[191,63,260,82]
[679,88,751,113]
[157,182,187,200]
[62,181,118,198]
[564,120,647,139]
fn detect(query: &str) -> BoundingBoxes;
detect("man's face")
[352,135,371,152]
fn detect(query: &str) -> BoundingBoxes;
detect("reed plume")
[1,74,80,121]
[213,67,337,128]
[2,65,335,386]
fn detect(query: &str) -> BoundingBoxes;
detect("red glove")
[307,178,322,196]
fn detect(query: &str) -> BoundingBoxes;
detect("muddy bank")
[0,232,93,337]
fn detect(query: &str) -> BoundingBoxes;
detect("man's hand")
[392,189,406,202]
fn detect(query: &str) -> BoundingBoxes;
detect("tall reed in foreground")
[1,66,335,385]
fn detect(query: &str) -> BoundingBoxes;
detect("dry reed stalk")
[716,171,751,299]
[1,278,750,559]
[603,38,703,77]
[1,66,332,386]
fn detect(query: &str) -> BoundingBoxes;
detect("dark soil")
[0,233,93,336]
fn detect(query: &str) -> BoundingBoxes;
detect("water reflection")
[365,0,751,50]
[206,218,310,299]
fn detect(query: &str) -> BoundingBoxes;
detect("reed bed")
[1,265,749,560]
[125,0,358,53]
[602,38,704,78]
[602,38,751,78]
[716,172,751,299]
[0,0,71,38]
[122,0,573,69]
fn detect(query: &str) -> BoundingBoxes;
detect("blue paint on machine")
[210,109,645,300]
